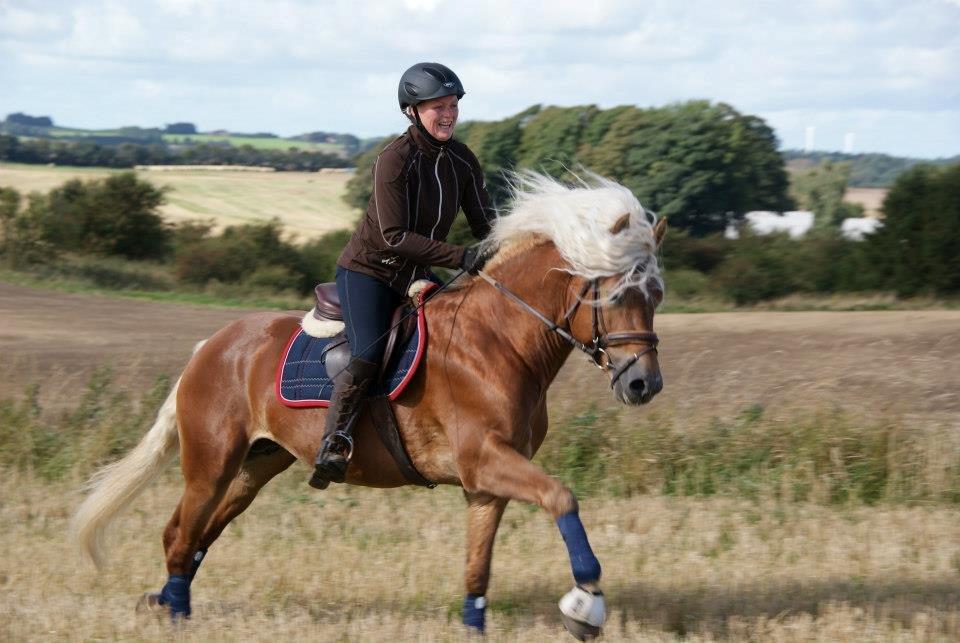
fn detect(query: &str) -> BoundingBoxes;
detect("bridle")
[476,271,660,388]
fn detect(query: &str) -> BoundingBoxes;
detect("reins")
[476,270,659,387]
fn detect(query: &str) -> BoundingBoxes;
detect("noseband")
[477,272,659,388]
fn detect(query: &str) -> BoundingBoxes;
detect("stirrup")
[323,430,355,462]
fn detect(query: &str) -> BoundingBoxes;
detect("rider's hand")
[460,246,490,275]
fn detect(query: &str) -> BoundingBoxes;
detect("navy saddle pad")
[276,306,428,408]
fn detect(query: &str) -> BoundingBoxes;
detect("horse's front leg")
[460,437,606,640]
[462,491,508,633]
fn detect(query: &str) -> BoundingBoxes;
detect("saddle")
[312,283,419,382]
[291,281,435,488]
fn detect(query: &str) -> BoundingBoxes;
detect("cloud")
[0,0,957,156]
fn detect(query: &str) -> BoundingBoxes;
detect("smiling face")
[415,95,459,141]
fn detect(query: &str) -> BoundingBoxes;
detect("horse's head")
[566,215,667,405]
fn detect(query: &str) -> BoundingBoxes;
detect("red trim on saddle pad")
[274,284,436,408]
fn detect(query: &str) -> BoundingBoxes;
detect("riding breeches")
[335,266,404,363]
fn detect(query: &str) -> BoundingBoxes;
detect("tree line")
[0,135,352,172]
[347,101,792,237]
[346,102,959,300]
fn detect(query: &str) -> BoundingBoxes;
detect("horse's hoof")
[559,586,605,640]
[135,592,164,614]
[560,613,603,641]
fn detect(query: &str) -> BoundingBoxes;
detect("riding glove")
[460,247,490,275]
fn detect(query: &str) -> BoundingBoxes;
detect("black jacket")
[339,125,493,294]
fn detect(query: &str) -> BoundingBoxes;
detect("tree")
[36,173,171,259]
[790,160,862,229]
[0,187,48,268]
[516,105,597,176]
[5,113,54,127]
[868,163,960,296]
[581,101,790,235]
[164,122,197,135]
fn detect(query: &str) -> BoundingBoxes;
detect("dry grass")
[2,469,959,641]
[0,162,358,239]
[844,187,888,218]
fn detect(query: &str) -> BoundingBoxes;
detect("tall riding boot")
[308,357,380,489]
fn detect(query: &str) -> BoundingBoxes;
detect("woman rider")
[309,62,494,489]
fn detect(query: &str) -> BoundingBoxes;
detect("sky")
[1,0,958,158]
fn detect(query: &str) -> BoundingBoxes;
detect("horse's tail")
[72,340,205,569]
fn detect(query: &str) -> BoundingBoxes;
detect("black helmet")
[398,62,465,112]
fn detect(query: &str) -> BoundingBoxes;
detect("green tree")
[579,102,790,235]
[790,160,862,229]
[0,187,21,268]
[35,173,171,259]
[516,105,597,176]
[0,187,48,268]
[868,163,960,296]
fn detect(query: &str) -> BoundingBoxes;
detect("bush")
[31,173,171,260]
[296,229,352,289]
[537,402,960,505]
[173,218,299,286]
[0,370,171,481]
[867,162,960,296]
[714,233,797,304]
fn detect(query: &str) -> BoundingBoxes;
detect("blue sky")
[1,0,958,158]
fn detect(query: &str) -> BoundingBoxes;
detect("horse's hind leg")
[152,420,249,618]
[196,445,296,551]
[146,444,295,616]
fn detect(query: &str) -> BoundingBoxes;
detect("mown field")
[0,162,358,238]
[1,279,959,641]
[161,133,342,153]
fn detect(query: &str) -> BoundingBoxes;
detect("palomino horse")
[73,172,666,639]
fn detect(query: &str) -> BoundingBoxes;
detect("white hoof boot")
[559,585,605,640]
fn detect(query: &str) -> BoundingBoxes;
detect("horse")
[72,171,667,639]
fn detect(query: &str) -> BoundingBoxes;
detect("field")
[843,187,887,218]
[2,280,959,641]
[0,162,359,238]
[161,133,343,153]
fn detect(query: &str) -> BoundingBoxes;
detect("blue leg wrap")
[557,511,602,585]
[462,593,487,631]
[158,574,191,618]
[188,548,207,583]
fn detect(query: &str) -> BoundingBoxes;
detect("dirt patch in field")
[1,281,958,422]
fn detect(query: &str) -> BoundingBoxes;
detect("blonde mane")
[483,171,663,300]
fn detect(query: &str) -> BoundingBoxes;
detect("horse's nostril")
[629,378,645,393]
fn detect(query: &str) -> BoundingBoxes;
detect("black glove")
[460,246,489,275]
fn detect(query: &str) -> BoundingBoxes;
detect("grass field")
[0,162,359,238]
[1,280,959,639]
[4,472,960,642]
[162,133,343,153]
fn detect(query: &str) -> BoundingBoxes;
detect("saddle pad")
[275,300,429,408]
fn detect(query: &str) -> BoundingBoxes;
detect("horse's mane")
[482,171,664,301]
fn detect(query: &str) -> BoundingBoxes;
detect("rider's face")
[416,95,459,141]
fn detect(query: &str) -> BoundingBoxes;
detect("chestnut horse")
[73,172,666,639]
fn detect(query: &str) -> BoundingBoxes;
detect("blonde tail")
[71,359,190,568]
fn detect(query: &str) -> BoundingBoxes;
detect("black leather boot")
[308,357,380,489]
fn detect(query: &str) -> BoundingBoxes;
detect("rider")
[309,62,494,489]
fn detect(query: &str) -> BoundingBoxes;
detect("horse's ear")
[653,218,668,248]
[609,213,631,235]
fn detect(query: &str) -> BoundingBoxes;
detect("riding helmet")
[398,62,465,112]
